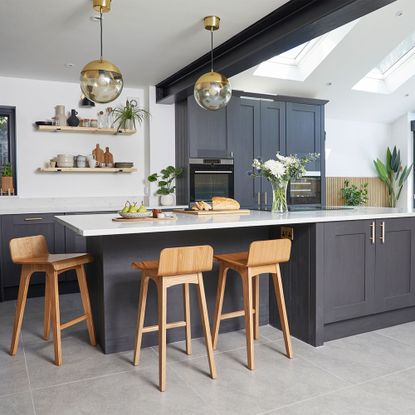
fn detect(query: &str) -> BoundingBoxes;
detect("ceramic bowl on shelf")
[57,154,74,168]
[118,211,152,219]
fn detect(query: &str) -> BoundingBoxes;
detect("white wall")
[0,76,175,199]
[325,118,391,177]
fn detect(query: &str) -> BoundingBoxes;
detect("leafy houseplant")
[252,153,319,213]
[1,162,14,193]
[113,99,150,131]
[374,146,412,208]
[148,166,183,206]
[340,180,368,206]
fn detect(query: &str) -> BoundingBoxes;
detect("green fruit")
[121,201,130,213]
[129,202,139,213]
[138,203,147,213]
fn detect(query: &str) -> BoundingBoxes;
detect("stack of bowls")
[57,154,74,168]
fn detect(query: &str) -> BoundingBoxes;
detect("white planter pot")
[160,194,175,206]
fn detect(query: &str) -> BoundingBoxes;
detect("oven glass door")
[191,168,234,202]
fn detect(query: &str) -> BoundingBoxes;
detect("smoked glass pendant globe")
[80,59,123,104]
[194,71,232,111]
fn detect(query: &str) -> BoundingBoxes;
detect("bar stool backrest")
[10,235,49,263]
[247,239,291,267]
[158,245,214,276]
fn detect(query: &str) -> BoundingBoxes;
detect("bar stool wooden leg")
[212,263,228,350]
[50,271,62,366]
[196,273,217,379]
[157,279,167,392]
[242,270,255,370]
[10,265,32,356]
[183,283,192,355]
[76,265,96,346]
[43,273,51,340]
[272,266,293,359]
[253,275,260,340]
[133,275,150,366]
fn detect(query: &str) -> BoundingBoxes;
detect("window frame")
[0,106,17,194]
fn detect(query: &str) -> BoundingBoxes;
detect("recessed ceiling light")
[395,10,404,17]
[64,63,74,68]
[405,93,410,97]
[326,82,333,86]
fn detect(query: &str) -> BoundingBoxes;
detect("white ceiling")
[0,0,289,87]
[230,0,415,124]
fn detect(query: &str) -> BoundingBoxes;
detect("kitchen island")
[56,208,415,353]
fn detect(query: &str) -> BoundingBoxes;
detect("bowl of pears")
[119,201,151,219]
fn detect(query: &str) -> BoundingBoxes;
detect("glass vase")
[271,180,289,213]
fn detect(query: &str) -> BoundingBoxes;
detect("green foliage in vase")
[1,163,12,177]
[340,180,368,206]
[148,166,183,195]
[113,99,151,130]
[373,146,412,207]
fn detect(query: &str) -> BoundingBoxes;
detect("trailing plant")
[2,163,12,177]
[340,180,368,206]
[373,146,412,207]
[113,99,150,130]
[148,166,183,195]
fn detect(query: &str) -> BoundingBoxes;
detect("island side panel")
[91,227,273,354]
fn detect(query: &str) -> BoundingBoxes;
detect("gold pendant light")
[194,16,232,111]
[80,0,123,104]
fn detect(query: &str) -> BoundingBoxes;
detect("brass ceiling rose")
[194,16,232,111]
[80,0,123,103]
[93,0,111,13]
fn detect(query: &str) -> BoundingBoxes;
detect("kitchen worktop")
[56,207,415,237]
[0,196,186,215]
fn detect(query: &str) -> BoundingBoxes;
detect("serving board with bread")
[174,197,250,215]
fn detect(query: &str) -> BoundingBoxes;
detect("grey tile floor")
[1,294,415,414]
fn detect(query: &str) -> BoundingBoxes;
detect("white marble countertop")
[55,207,415,237]
[0,196,186,215]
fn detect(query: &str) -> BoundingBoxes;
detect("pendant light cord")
[100,8,103,61]
[210,28,214,72]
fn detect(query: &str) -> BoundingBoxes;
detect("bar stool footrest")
[142,320,187,333]
[220,309,256,320]
[60,314,88,330]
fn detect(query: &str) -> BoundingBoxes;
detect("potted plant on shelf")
[148,166,183,206]
[113,99,150,131]
[373,146,413,207]
[1,163,14,194]
[252,153,319,213]
[340,180,368,206]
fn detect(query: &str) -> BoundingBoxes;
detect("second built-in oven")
[287,172,322,208]
[189,158,234,202]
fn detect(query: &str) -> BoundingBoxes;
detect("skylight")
[353,30,415,94]
[254,20,358,82]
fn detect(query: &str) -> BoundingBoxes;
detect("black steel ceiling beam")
[155,0,395,104]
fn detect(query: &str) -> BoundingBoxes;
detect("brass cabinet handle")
[257,192,261,208]
[380,221,385,244]
[370,221,375,244]
[24,217,43,221]
[264,192,268,206]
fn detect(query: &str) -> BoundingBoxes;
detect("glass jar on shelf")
[97,111,105,129]
[106,107,114,128]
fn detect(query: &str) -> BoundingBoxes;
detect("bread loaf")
[212,197,240,210]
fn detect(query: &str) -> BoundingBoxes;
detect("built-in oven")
[287,172,322,208]
[189,158,234,202]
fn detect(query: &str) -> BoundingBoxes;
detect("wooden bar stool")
[132,245,217,392]
[212,239,292,370]
[9,235,96,366]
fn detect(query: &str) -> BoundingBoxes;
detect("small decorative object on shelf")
[106,107,113,128]
[76,155,87,168]
[67,109,80,127]
[54,105,67,126]
[104,147,114,167]
[92,144,105,167]
[113,99,150,131]
[148,165,183,206]
[1,162,15,196]
[252,153,319,213]
[97,111,105,128]
[87,154,96,168]
[374,146,413,208]
[340,180,368,206]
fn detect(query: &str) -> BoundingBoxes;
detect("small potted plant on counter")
[148,166,183,206]
[1,162,14,195]
[340,180,368,206]
[113,99,150,131]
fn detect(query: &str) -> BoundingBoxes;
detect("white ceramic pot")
[87,155,96,168]
[160,194,175,206]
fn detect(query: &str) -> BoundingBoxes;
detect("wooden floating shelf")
[36,125,136,135]
[38,167,137,173]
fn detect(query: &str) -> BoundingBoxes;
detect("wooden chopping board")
[112,216,177,222]
[173,209,250,216]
